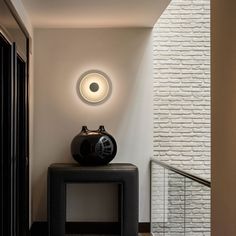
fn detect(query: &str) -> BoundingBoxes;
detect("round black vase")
[71,126,117,166]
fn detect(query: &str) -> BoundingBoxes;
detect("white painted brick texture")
[153,0,210,180]
[152,0,210,235]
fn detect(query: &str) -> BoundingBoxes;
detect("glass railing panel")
[185,179,211,236]
[151,160,211,236]
[151,163,185,236]
[151,163,165,235]
[165,169,185,236]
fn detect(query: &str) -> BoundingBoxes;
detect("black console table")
[47,163,139,236]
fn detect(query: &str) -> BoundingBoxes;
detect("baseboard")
[66,222,120,234]
[138,222,150,232]
[30,221,150,235]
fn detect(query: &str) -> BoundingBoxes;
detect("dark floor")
[32,233,151,236]
[66,234,151,236]
[30,222,151,236]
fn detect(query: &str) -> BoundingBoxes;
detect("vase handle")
[98,125,105,132]
[81,126,88,132]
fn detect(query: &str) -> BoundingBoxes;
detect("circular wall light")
[77,70,112,105]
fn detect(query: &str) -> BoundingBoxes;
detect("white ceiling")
[21,0,170,28]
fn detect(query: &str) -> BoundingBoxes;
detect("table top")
[49,163,138,171]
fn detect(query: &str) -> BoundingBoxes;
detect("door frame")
[0,0,30,234]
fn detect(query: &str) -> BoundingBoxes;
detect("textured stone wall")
[153,0,210,180]
[152,0,210,234]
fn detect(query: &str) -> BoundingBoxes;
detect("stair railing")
[150,158,211,236]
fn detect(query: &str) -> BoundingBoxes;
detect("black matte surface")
[30,222,150,235]
[48,163,139,236]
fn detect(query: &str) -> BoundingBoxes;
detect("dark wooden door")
[0,32,29,236]
[16,55,29,236]
[0,33,14,236]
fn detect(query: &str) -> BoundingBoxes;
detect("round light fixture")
[77,70,111,104]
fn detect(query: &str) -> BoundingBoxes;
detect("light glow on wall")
[77,70,111,104]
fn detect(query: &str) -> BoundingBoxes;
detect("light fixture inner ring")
[89,82,99,92]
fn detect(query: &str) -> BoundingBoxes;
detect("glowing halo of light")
[77,70,112,105]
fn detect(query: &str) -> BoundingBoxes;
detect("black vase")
[71,126,117,166]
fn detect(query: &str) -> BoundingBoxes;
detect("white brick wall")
[152,0,210,234]
[153,0,210,180]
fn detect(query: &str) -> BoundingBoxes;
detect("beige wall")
[33,28,153,222]
[10,0,33,36]
[211,0,236,235]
